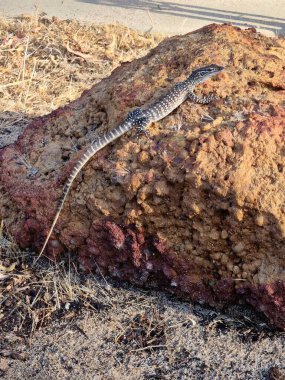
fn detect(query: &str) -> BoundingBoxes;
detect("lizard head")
[187,64,224,85]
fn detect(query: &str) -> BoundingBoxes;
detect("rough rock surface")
[1,24,285,328]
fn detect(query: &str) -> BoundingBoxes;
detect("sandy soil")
[1,276,285,380]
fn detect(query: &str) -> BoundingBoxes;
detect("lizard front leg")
[126,108,145,122]
[188,91,217,104]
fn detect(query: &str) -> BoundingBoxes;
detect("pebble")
[234,208,244,222]
[232,265,240,274]
[191,203,201,214]
[138,151,149,163]
[255,214,264,226]
[210,229,219,240]
[211,252,222,261]
[233,242,244,253]
[0,358,9,373]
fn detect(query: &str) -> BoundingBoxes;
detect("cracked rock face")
[1,24,285,329]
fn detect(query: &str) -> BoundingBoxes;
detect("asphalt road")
[0,0,285,37]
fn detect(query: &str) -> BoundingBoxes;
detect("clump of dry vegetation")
[0,14,162,116]
[0,220,110,335]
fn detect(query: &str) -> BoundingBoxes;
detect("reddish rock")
[1,24,285,328]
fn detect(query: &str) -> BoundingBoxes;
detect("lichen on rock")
[1,24,285,329]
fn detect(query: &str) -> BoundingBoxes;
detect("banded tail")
[37,120,133,258]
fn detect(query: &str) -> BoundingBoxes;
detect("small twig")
[167,317,197,329]
[53,276,61,309]
[131,345,167,352]
[19,35,30,82]
[0,79,31,89]
[24,59,37,106]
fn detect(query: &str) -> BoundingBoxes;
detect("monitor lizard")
[38,64,224,257]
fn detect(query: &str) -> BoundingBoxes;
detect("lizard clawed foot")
[133,116,150,139]
[135,127,150,139]
[188,91,218,104]
[206,93,218,103]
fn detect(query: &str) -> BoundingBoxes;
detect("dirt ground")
[1,276,285,380]
[1,16,285,380]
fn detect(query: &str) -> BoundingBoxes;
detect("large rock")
[1,24,285,328]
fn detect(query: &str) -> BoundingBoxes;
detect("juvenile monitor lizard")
[38,64,224,257]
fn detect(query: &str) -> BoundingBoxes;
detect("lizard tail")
[36,120,133,260]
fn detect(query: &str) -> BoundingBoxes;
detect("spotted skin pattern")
[38,64,224,257]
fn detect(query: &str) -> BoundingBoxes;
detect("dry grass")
[0,14,162,116]
[0,191,114,336]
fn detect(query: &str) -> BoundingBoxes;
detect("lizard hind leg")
[134,116,151,137]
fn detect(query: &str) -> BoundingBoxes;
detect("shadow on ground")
[76,0,285,36]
